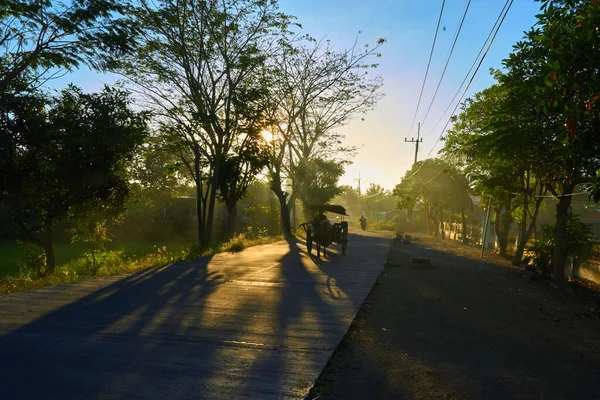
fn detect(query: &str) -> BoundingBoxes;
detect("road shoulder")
[308,233,600,400]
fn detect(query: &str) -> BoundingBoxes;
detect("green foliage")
[501,0,600,197]
[370,220,396,231]
[393,159,471,227]
[295,158,346,206]
[532,214,594,274]
[121,0,296,244]
[0,85,149,272]
[69,216,113,274]
[0,0,138,98]
[16,241,47,279]
[1,233,282,295]
[362,184,396,216]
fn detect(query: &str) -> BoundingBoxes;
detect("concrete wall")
[567,243,600,285]
[568,260,600,285]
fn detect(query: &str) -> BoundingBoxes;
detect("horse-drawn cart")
[299,204,349,257]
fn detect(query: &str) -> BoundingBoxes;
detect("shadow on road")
[0,255,225,399]
[0,234,391,399]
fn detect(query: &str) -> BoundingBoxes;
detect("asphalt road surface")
[0,230,392,399]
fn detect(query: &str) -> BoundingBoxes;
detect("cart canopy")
[310,204,348,216]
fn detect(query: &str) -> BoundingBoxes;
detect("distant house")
[581,209,600,242]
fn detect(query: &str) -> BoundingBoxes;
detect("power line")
[425,0,514,160]
[421,0,472,129]
[388,0,446,162]
[426,0,511,136]
[408,0,446,135]
[406,0,515,180]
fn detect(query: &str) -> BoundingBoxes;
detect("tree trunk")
[512,207,528,266]
[494,200,512,257]
[41,221,56,275]
[461,210,468,244]
[552,184,575,289]
[426,214,432,235]
[440,218,445,240]
[205,159,221,245]
[512,196,543,266]
[196,181,204,246]
[287,192,297,230]
[270,179,292,238]
[225,199,238,239]
[277,192,292,238]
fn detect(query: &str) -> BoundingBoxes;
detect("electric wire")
[387,0,446,162]
[421,0,472,129]
[426,0,511,136]
[407,0,514,181]
[408,0,446,134]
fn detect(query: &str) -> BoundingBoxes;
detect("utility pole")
[405,122,423,166]
[404,122,423,233]
[354,171,362,217]
[354,171,362,195]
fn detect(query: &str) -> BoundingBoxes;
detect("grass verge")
[0,233,283,296]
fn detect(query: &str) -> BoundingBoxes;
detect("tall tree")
[120,0,294,245]
[442,82,549,258]
[264,35,385,235]
[0,86,148,274]
[501,0,600,286]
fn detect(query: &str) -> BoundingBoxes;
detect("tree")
[442,82,549,258]
[0,0,137,100]
[294,157,346,219]
[263,35,385,236]
[362,184,391,216]
[120,0,293,245]
[0,86,148,274]
[394,159,470,238]
[501,0,600,286]
[332,185,362,217]
[217,135,269,237]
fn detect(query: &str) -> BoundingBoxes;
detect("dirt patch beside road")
[308,233,600,399]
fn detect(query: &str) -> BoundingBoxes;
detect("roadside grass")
[0,242,88,279]
[0,233,283,296]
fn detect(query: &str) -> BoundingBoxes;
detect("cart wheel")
[307,233,313,254]
[342,240,347,255]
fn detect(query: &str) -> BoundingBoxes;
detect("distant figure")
[360,214,367,231]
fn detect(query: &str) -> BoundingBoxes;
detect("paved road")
[311,236,600,399]
[0,230,391,399]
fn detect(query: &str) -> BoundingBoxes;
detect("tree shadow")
[230,234,392,397]
[0,234,392,399]
[0,254,228,399]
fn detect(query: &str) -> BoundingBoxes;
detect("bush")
[529,214,593,276]
[16,241,47,278]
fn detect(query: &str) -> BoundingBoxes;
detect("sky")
[51,0,542,192]
[277,0,542,191]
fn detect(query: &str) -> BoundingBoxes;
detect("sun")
[261,130,273,142]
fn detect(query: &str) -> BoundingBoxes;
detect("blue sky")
[53,0,542,191]
[278,0,542,190]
